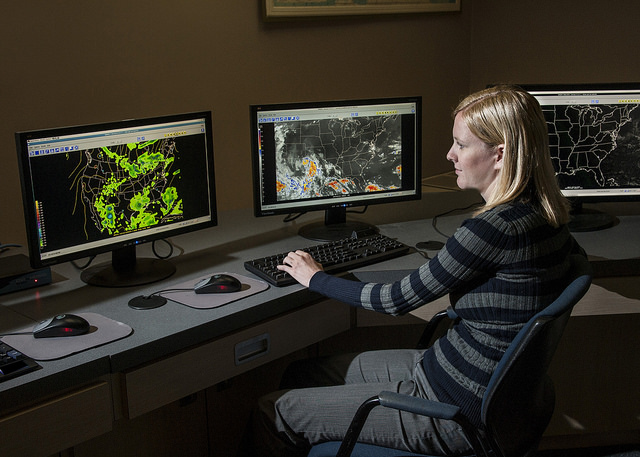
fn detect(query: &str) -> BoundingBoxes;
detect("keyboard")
[0,340,41,382]
[244,233,411,287]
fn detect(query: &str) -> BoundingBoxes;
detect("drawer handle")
[235,333,270,365]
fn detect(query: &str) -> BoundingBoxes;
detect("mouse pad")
[1,312,133,361]
[161,272,269,309]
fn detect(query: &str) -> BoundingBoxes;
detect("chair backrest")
[481,254,592,457]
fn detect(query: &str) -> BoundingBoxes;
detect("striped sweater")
[309,202,578,427]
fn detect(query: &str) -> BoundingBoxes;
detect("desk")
[1,199,639,456]
[0,208,357,456]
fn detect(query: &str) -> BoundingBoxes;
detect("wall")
[0,1,470,246]
[469,0,640,90]
[4,1,640,248]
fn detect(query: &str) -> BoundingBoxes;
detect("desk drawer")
[0,381,113,457]
[122,299,350,419]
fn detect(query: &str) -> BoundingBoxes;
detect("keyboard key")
[0,341,41,382]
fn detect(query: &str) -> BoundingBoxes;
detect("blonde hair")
[454,85,570,227]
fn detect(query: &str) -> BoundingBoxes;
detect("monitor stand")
[298,207,378,242]
[80,245,176,287]
[568,202,618,232]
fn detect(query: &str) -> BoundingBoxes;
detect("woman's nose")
[446,146,455,162]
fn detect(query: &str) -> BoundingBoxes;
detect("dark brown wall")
[0,1,470,245]
[469,0,640,90]
[3,1,640,247]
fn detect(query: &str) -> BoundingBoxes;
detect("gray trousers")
[247,349,472,456]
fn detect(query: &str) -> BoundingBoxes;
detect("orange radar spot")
[307,161,317,177]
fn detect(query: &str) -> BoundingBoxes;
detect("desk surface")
[1,204,639,413]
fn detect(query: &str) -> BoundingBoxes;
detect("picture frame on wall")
[263,0,460,19]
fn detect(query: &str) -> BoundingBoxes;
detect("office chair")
[308,254,593,457]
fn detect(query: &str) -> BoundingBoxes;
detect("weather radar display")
[20,114,213,259]
[273,114,403,201]
[70,138,183,238]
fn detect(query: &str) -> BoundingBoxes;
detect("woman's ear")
[494,144,505,170]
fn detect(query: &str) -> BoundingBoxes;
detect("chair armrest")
[378,391,489,457]
[415,307,459,349]
[378,391,461,420]
[336,391,490,457]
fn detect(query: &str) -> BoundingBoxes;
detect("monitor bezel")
[15,110,218,271]
[249,96,423,221]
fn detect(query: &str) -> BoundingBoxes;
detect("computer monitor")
[523,83,640,231]
[16,111,217,287]
[250,96,422,241]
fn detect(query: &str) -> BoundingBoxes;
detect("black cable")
[0,331,32,337]
[0,243,22,256]
[283,206,368,224]
[412,201,483,256]
[128,287,193,310]
[70,238,174,271]
[411,246,432,260]
[152,239,174,259]
[347,206,368,214]
[283,212,306,223]
[141,287,193,299]
[72,256,96,270]
[0,243,22,250]
[431,201,483,239]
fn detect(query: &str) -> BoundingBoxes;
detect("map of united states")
[543,104,640,189]
[69,138,183,238]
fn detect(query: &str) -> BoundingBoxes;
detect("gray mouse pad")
[160,272,269,309]
[1,312,133,361]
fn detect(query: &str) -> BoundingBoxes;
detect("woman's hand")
[277,250,323,288]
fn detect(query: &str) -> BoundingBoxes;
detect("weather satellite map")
[273,115,403,201]
[69,138,183,238]
[543,103,640,189]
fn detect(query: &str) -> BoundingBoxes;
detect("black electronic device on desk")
[244,233,410,287]
[522,83,640,232]
[0,340,41,382]
[15,111,217,288]
[250,96,422,242]
[0,254,52,296]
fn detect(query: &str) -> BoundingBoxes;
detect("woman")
[246,85,583,456]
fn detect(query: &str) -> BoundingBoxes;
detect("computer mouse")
[194,274,242,294]
[33,314,90,338]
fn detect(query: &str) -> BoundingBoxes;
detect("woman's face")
[446,112,503,200]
